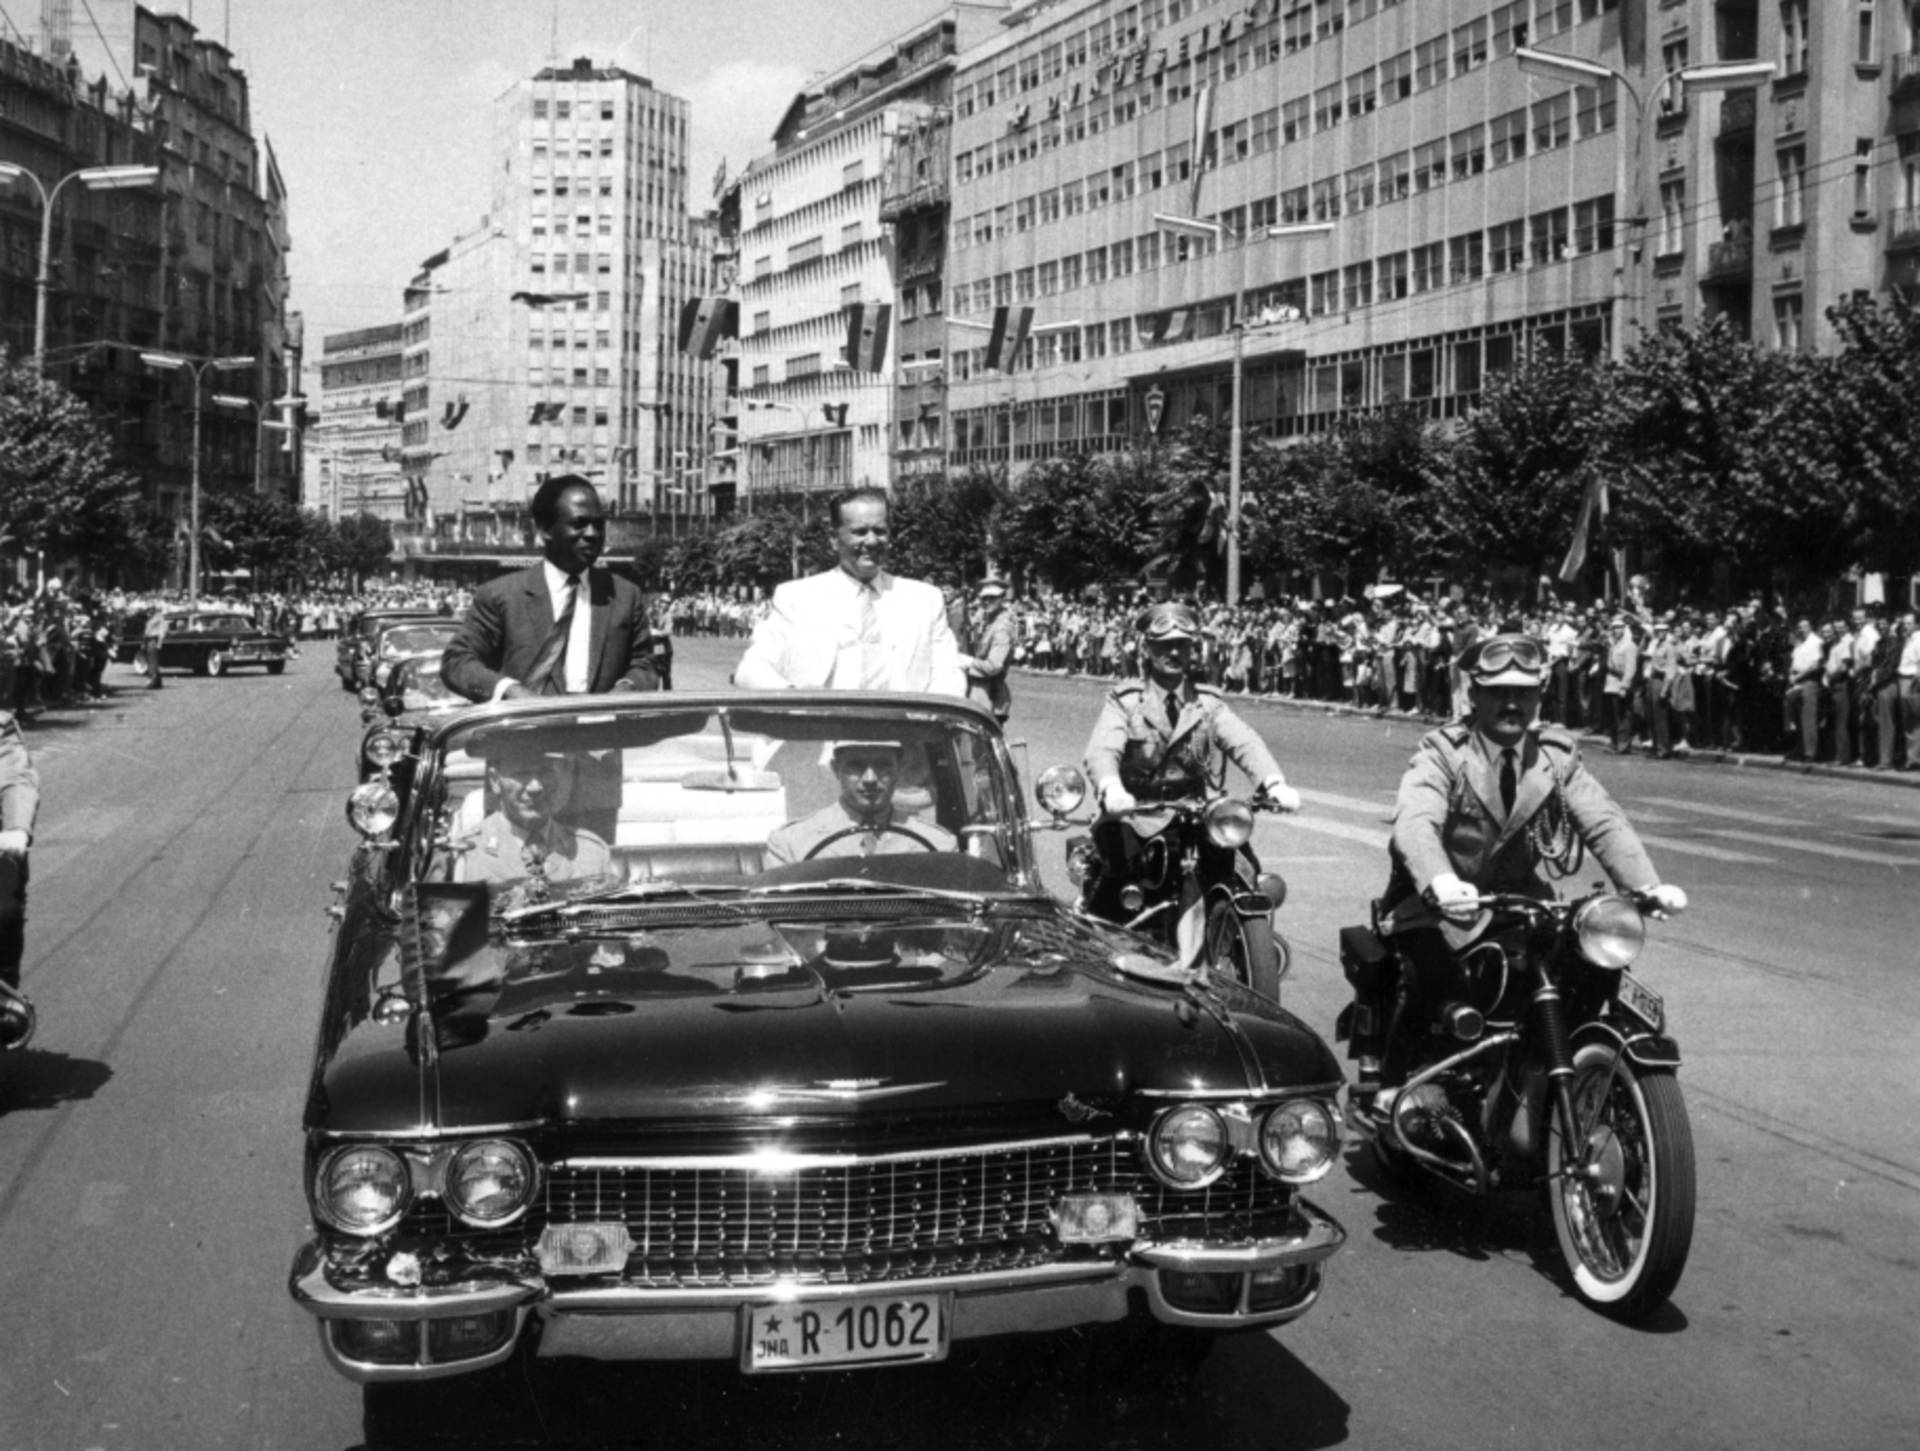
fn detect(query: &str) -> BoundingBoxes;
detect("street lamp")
[142,351,255,601]
[211,393,292,495]
[0,163,159,372]
[1153,213,1333,605]
[1514,48,1776,358]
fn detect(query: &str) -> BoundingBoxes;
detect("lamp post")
[0,163,159,373]
[141,352,255,600]
[1514,48,1775,359]
[1153,213,1332,605]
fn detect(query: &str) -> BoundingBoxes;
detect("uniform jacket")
[1385,722,1659,912]
[734,569,966,696]
[766,801,958,865]
[441,565,658,702]
[0,710,38,838]
[966,603,1017,719]
[452,811,613,886]
[1084,678,1282,800]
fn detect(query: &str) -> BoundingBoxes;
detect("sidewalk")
[1013,666,1920,793]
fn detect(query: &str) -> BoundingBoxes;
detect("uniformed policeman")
[0,707,41,1048]
[766,741,958,865]
[1084,600,1299,814]
[451,739,613,894]
[1383,632,1688,925]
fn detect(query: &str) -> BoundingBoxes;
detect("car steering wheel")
[801,822,940,860]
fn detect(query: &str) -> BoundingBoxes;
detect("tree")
[333,512,395,590]
[0,348,146,577]
[889,468,1000,587]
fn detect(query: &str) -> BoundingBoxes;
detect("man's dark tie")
[525,575,581,696]
[1499,748,1517,817]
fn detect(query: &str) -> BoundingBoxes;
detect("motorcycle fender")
[1571,1019,1682,1071]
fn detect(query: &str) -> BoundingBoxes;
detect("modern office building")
[717,5,1004,508]
[938,0,1920,475]
[308,323,405,522]
[394,56,713,574]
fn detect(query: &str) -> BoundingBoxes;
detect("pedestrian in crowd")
[1783,617,1825,760]
[1898,610,1920,770]
[441,474,659,702]
[0,705,39,1047]
[961,577,1016,722]
[734,488,965,696]
[141,606,170,690]
[1603,614,1641,754]
[1822,617,1856,766]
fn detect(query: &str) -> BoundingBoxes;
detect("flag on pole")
[984,305,1034,371]
[1188,83,1216,216]
[1557,474,1609,584]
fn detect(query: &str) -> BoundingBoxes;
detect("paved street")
[1,638,1915,1450]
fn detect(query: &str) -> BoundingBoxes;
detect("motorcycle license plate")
[1615,971,1664,1033]
[742,1293,948,1373]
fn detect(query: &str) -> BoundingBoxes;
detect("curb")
[1010,667,1920,793]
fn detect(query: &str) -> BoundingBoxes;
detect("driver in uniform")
[1079,601,1300,921]
[767,741,957,864]
[453,737,614,891]
[1357,633,1689,1101]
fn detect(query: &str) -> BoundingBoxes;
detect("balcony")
[1703,234,1753,279]
[1894,51,1920,95]
[1888,207,1920,251]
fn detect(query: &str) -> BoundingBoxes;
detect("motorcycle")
[1337,887,1695,1320]
[0,980,35,1052]
[1033,767,1291,1000]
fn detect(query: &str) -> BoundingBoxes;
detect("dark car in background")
[292,691,1346,1406]
[358,652,467,781]
[115,608,291,678]
[336,608,443,692]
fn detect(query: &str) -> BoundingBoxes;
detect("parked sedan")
[292,691,1346,1403]
[115,608,291,677]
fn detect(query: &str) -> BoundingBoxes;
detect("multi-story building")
[720,6,1003,507]
[308,323,405,522]
[393,56,712,577]
[939,0,1920,475]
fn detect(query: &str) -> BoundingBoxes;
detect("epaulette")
[1533,723,1579,752]
[1109,682,1144,699]
[1192,683,1224,698]
[1429,723,1472,748]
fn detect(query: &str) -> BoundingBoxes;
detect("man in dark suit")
[442,475,659,703]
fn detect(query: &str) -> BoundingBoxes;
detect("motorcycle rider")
[1357,632,1687,1101]
[1081,600,1300,924]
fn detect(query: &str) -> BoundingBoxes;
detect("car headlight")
[364,729,408,770]
[445,1139,536,1226]
[1204,797,1255,849]
[1146,1105,1230,1188]
[316,1145,411,1234]
[347,781,400,837]
[1259,1099,1341,1183]
[1575,894,1646,969]
[1035,765,1086,817]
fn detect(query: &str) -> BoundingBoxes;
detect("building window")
[1346,67,1377,117]
[1342,261,1373,310]
[1532,92,1572,152]
[1576,80,1619,137]
[1854,138,1876,215]
[1411,242,1443,292]
[1413,139,1447,191]
[1858,0,1878,64]
[1450,125,1486,179]
[1775,145,1806,228]
[1379,251,1410,298]
[1773,293,1803,350]
[1345,163,1376,213]
[1574,195,1616,252]
[1380,50,1413,102]
[1490,108,1529,165]
[1453,18,1488,74]
[1780,1,1810,76]
[1489,219,1525,273]
[1449,231,1485,282]
[1414,36,1448,90]
[1379,150,1412,201]
[1492,2,1529,55]
[1659,178,1687,254]
[1313,82,1342,131]
[1282,97,1311,143]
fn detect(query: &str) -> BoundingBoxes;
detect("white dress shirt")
[542,560,593,693]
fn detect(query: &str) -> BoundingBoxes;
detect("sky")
[196,0,964,348]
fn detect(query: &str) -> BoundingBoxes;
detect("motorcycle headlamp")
[1258,1099,1341,1183]
[347,781,401,838]
[315,1145,411,1235]
[1575,894,1646,969]
[1146,1105,1230,1188]
[1204,798,1255,850]
[1035,765,1087,818]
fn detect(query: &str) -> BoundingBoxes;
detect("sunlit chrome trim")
[560,1132,1109,1174]
[1136,1080,1347,1101]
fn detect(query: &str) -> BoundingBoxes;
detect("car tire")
[266,660,286,676]
[206,650,228,677]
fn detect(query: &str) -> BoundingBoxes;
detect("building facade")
[719,6,1004,508]
[390,57,712,578]
[939,0,1920,474]
[308,323,404,522]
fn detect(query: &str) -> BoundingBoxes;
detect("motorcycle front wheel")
[1203,899,1284,1001]
[1546,1043,1696,1321]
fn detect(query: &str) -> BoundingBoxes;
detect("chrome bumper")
[290,1200,1345,1383]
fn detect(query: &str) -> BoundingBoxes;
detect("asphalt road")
[0,637,1914,1450]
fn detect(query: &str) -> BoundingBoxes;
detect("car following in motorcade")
[358,654,466,782]
[291,691,1346,1391]
[336,608,443,692]
[115,607,291,677]
[364,618,462,695]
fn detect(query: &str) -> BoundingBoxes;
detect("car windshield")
[395,659,462,711]
[382,623,459,656]
[414,700,1026,911]
[172,611,251,630]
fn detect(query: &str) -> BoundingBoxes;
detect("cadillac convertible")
[291,692,1345,1390]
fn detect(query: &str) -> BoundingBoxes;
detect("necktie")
[858,582,888,690]
[1499,748,1518,817]
[525,575,580,696]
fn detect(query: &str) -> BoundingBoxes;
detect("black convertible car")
[291,692,1345,1393]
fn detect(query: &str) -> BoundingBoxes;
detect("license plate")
[1616,971,1664,1033]
[743,1293,948,1373]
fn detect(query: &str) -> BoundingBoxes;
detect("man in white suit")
[735,489,966,697]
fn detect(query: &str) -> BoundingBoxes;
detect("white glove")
[1099,780,1137,816]
[1259,775,1301,813]
[0,829,27,861]
[1428,872,1480,922]
[1645,883,1688,917]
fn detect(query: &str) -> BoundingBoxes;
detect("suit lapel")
[523,568,555,638]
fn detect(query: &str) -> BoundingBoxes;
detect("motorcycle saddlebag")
[1339,925,1395,994]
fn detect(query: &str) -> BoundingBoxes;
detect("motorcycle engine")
[1397,1083,1463,1150]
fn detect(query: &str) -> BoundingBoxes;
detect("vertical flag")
[984,305,1034,372]
[1557,474,1610,584]
[1189,83,1216,216]
[677,297,738,358]
[843,303,893,372]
